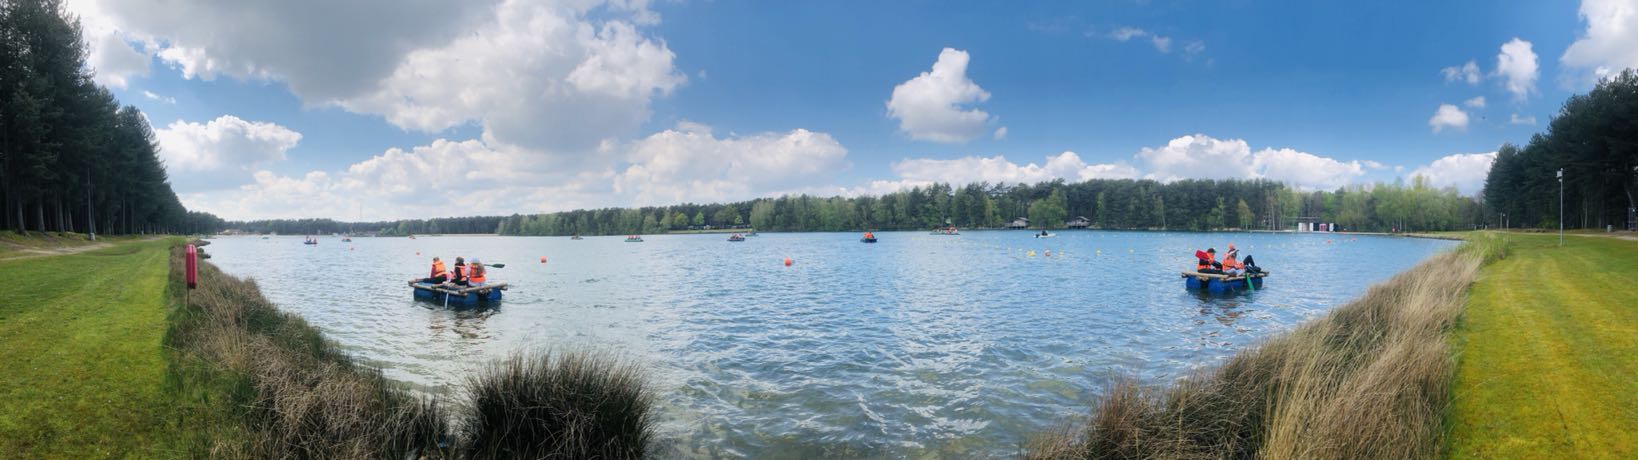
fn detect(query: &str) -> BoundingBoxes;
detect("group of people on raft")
[1194,244,1261,277]
[420,256,487,287]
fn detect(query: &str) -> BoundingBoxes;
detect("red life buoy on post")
[185,244,198,289]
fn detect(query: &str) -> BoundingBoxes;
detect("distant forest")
[228,178,1484,236]
[1482,70,1638,231]
[1,0,220,235]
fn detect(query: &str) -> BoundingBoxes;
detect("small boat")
[727,234,745,242]
[261,236,269,240]
[341,237,353,242]
[860,237,878,243]
[570,235,584,240]
[1034,233,1056,238]
[409,281,507,307]
[1181,271,1269,293]
[930,227,960,235]
[746,230,759,237]
[625,235,644,243]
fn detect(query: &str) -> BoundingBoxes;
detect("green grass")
[0,237,188,457]
[1448,233,1638,458]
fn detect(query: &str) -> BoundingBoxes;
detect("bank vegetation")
[1027,234,1505,459]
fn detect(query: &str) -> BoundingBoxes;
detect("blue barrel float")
[1181,271,1268,293]
[409,281,507,307]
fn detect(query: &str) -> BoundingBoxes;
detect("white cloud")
[1428,104,1470,133]
[69,0,500,100]
[1108,26,1172,53]
[612,122,851,206]
[993,127,1008,140]
[1184,40,1206,56]
[338,1,685,152]
[155,115,301,182]
[65,0,150,88]
[1409,152,1497,195]
[1509,113,1538,125]
[183,123,851,220]
[1464,96,1486,108]
[888,151,1137,188]
[142,90,175,104]
[1442,60,1481,85]
[68,0,680,154]
[1561,0,1638,86]
[1496,38,1539,100]
[1135,134,1366,190]
[885,48,1000,144]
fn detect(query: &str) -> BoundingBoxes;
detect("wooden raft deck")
[1180,271,1270,281]
[407,281,509,295]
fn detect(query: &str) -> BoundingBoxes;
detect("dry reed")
[1027,236,1498,460]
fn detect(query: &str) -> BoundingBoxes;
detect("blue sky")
[66,0,1636,220]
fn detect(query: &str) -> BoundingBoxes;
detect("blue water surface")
[204,230,1455,457]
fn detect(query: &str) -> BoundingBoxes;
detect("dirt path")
[0,236,163,261]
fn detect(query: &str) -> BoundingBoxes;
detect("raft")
[860,237,878,243]
[409,281,507,307]
[1181,271,1269,293]
[625,237,644,242]
[728,235,745,242]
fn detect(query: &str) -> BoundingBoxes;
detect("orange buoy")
[783,257,793,267]
[416,251,421,256]
[540,256,547,264]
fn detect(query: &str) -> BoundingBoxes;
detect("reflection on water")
[205,231,1455,457]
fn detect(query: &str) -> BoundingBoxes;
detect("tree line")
[1,0,216,235]
[1483,69,1638,230]
[487,178,1482,236]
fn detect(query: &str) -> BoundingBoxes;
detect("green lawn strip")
[1449,234,1638,458]
[0,238,187,457]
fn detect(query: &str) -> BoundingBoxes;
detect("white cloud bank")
[1561,0,1638,85]
[69,0,683,154]
[1408,152,1496,195]
[1464,96,1486,109]
[1428,104,1470,133]
[1135,134,1367,190]
[155,115,303,192]
[886,48,1001,144]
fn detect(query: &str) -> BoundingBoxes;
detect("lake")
[204,230,1456,457]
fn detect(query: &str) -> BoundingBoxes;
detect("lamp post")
[1558,168,1564,247]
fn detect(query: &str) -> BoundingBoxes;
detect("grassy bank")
[1028,235,1501,459]
[0,237,187,456]
[1447,233,1638,457]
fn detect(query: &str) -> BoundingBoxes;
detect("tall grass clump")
[1028,241,1496,459]
[462,351,655,459]
[164,245,453,457]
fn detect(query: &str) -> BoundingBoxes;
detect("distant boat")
[624,235,644,243]
[930,226,959,235]
[261,236,269,240]
[727,234,745,242]
[746,229,759,237]
[570,235,584,240]
[860,237,878,243]
[1034,232,1056,238]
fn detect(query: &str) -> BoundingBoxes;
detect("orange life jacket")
[452,264,466,281]
[1223,257,1243,270]
[468,265,486,283]
[1197,253,1217,271]
[431,260,449,278]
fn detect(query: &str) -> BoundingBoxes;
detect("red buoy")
[783,257,793,267]
[540,256,547,264]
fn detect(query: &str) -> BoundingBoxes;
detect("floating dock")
[1180,271,1269,293]
[409,281,508,307]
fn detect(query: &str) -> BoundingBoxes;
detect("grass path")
[1449,233,1638,458]
[0,238,184,456]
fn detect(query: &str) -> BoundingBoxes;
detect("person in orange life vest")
[1195,248,1223,274]
[422,257,450,283]
[1223,249,1245,276]
[467,259,488,287]
[864,231,875,239]
[450,257,468,286]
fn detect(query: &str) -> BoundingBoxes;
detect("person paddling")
[467,259,488,287]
